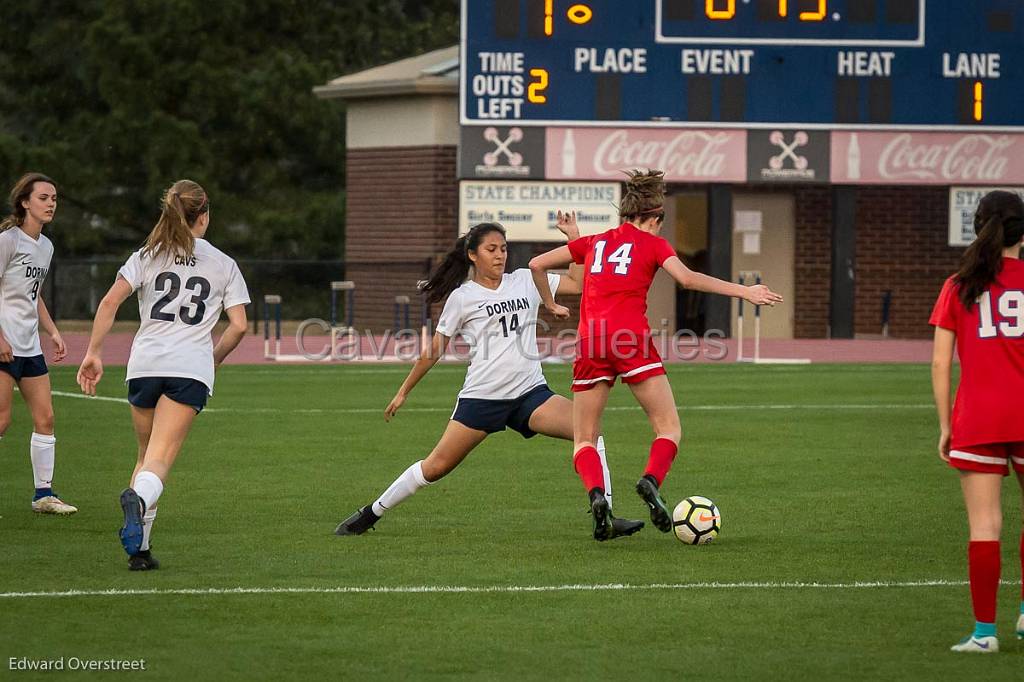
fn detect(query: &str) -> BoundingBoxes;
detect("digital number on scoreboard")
[460,1,1023,129]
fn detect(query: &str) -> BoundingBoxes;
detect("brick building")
[317,48,1023,339]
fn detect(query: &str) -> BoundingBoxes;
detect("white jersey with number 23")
[118,238,250,394]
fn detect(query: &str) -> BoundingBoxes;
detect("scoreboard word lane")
[461,0,1022,129]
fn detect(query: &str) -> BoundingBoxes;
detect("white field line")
[0,579,1004,600]
[47,391,932,414]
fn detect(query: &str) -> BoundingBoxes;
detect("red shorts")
[948,442,1024,476]
[571,335,666,392]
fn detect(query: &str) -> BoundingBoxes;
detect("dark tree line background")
[0,0,459,259]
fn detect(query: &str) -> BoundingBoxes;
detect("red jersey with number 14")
[929,257,1024,448]
[568,222,676,339]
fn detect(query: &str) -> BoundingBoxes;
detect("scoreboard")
[460,1,1024,129]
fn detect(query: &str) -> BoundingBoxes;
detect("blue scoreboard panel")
[460,1,1023,129]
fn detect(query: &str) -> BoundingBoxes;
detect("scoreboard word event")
[460,1,1023,129]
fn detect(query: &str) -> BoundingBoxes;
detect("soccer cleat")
[950,635,998,653]
[31,495,78,515]
[1016,613,1023,640]
[635,476,672,533]
[590,490,613,541]
[609,515,644,539]
[335,506,380,536]
[119,488,145,556]
[128,549,160,571]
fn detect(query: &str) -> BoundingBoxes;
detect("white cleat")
[950,635,998,653]
[1016,613,1024,640]
[31,496,78,515]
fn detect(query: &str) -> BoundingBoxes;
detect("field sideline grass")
[1,363,1022,680]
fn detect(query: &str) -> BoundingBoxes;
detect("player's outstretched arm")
[213,304,248,367]
[661,256,783,306]
[931,326,955,462]
[385,331,450,421]
[529,247,574,319]
[77,277,133,396]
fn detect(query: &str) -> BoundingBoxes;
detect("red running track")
[50,333,934,367]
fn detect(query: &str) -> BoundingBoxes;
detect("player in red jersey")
[930,189,1024,653]
[529,169,782,540]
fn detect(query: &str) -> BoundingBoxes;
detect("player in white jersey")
[0,173,76,515]
[76,180,249,570]
[336,219,644,541]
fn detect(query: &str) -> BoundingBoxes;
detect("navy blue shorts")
[0,354,47,382]
[450,384,556,439]
[128,377,209,413]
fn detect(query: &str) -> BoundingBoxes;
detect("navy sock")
[33,487,54,501]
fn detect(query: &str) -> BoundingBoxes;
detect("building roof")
[314,46,458,100]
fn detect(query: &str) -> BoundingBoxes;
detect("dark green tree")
[0,0,458,258]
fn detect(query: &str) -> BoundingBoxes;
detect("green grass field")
[1,363,1022,680]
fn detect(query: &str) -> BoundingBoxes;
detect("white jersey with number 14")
[118,238,250,394]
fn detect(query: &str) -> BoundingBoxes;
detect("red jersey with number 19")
[567,222,677,340]
[929,257,1024,448]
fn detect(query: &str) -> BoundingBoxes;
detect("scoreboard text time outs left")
[460,1,1023,129]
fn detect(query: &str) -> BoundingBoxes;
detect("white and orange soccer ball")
[672,496,721,545]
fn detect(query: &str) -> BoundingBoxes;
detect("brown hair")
[1,172,57,231]
[420,223,507,304]
[142,179,209,260]
[619,169,666,220]
[954,190,1024,309]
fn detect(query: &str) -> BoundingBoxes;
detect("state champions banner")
[459,181,621,241]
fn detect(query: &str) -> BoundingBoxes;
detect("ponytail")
[142,179,208,260]
[420,222,507,304]
[619,168,666,220]
[955,190,1024,308]
[2,172,56,231]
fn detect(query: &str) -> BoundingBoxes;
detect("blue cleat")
[119,488,145,556]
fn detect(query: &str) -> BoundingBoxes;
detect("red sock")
[968,540,1000,624]
[643,438,678,487]
[573,446,604,493]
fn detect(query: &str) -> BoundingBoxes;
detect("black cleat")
[128,549,160,571]
[609,515,645,538]
[636,476,672,533]
[129,548,160,569]
[590,490,613,541]
[335,506,380,536]
[119,488,145,556]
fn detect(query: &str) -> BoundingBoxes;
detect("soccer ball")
[672,496,721,545]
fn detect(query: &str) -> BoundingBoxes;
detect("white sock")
[596,436,612,510]
[371,460,431,517]
[141,506,158,551]
[133,471,164,512]
[30,432,56,489]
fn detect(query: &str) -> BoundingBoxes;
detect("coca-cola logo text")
[877,134,1013,182]
[592,130,735,179]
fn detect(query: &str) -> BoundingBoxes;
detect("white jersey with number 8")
[0,227,53,357]
[118,238,250,394]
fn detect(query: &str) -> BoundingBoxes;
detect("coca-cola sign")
[831,132,1024,185]
[545,128,746,183]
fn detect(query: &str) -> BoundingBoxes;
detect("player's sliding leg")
[528,393,643,538]
[19,374,76,515]
[119,398,195,564]
[335,421,488,536]
[626,374,680,533]
[951,471,1003,653]
[572,383,619,541]
[127,406,159,571]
